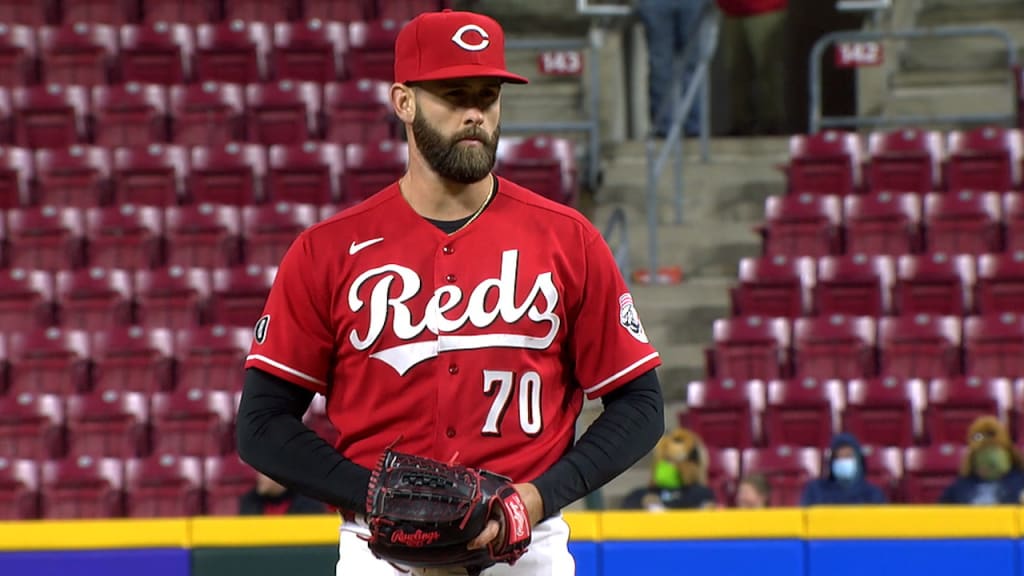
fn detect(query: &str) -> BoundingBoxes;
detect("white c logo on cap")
[451,24,490,51]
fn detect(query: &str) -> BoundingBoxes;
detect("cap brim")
[402,64,529,84]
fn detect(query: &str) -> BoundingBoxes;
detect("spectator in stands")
[940,416,1024,505]
[800,433,886,506]
[621,427,717,510]
[716,0,788,135]
[735,473,771,508]
[239,472,327,516]
[636,0,714,138]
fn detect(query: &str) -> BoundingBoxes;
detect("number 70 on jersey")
[481,370,543,437]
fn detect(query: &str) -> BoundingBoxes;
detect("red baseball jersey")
[244,176,661,488]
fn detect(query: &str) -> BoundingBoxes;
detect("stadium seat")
[740,445,821,507]
[113,143,189,206]
[785,130,862,196]
[343,140,407,202]
[188,143,267,205]
[843,377,925,448]
[758,193,842,257]
[303,393,338,446]
[945,126,1022,194]
[54,267,134,331]
[141,0,215,24]
[118,22,195,85]
[0,269,55,331]
[877,314,962,379]
[174,325,251,392]
[859,445,904,502]
[91,326,175,393]
[923,190,1003,255]
[0,145,33,208]
[271,20,347,83]
[0,458,39,519]
[84,204,164,270]
[891,253,975,316]
[813,254,895,317]
[926,376,1012,444]
[203,452,258,516]
[65,390,150,458]
[39,456,124,519]
[194,20,271,84]
[207,264,276,327]
[133,266,211,329]
[705,447,741,505]
[37,23,118,86]
[6,205,86,271]
[11,84,89,148]
[323,79,393,146]
[729,255,816,318]
[866,128,943,194]
[124,454,203,517]
[377,0,448,21]
[0,1,49,25]
[303,0,372,22]
[975,251,1024,315]
[792,314,876,380]
[168,82,246,146]
[902,444,964,504]
[241,202,320,267]
[0,86,11,142]
[495,136,578,206]
[0,392,64,460]
[1003,192,1024,252]
[163,204,243,269]
[266,142,344,204]
[91,83,169,148]
[150,388,235,457]
[34,145,114,207]
[763,378,844,448]
[842,190,923,257]
[681,379,765,449]
[244,80,322,145]
[963,313,1024,378]
[223,0,297,21]
[344,20,400,82]
[705,316,790,380]
[62,0,138,24]
[0,24,38,87]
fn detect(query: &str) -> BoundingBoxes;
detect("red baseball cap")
[393,9,529,85]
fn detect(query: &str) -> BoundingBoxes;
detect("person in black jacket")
[940,415,1024,505]
[239,472,327,516]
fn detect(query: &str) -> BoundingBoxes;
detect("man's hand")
[467,482,543,550]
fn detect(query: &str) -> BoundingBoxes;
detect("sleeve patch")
[254,314,270,344]
[618,293,649,344]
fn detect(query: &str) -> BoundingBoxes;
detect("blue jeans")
[638,0,710,137]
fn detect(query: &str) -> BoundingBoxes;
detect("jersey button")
[448,364,459,374]
[445,274,456,283]
[446,427,456,438]
[443,245,454,255]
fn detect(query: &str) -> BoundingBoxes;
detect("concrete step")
[917,0,1024,26]
[898,21,1024,72]
[607,136,790,162]
[882,82,1015,124]
[890,67,1014,89]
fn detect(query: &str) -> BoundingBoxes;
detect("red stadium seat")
[975,251,1024,315]
[91,326,175,394]
[377,0,447,21]
[39,456,124,519]
[0,458,39,519]
[6,206,86,271]
[37,23,117,86]
[964,313,1024,378]
[188,143,267,205]
[926,376,1012,444]
[0,269,55,332]
[54,267,134,331]
[91,83,169,148]
[0,2,50,25]
[891,253,975,317]
[843,377,925,448]
[345,20,400,82]
[84,204,164,270]
[343,140,407,202]
[124,454,203,517]
[223,0,297,22]
[0,146,34,207]
[706,447,741,505]
[65,390,150,459]
[945,126,1022,193]
[729,255,816,318]
[163,204,243,269]
[194,20,271,84]
[151,388,235,457]
[902,444,964,504]
[267,142,344,204]
[495,136,577,206]
[175,325,251,392]
[133,267,211,330]
[303,0,372,22]
[272,20,347,83]
[859,445,904,502]
[1003,192,1024,252]
[303,393,338,446]
[323,79,393,146]
[168,82,246,146]
[11,84,89,148]
[0,392,64,460]
[923,190,1003,255]
[62,0,137,24]
[814,254,895,317]
[785,130,862,196]
[119,22,195,86]
[866,128,943,194]
[242,202,320,267]
[759,193,841,257]
[0,24,38,87]
[681,379,765,449]
[141,0,215,24]
[34,145,114,207]
[842,188,923,257]
[244,80,322,145]
[792,314,876,380]
[113,143,189,206]
[207,265,276,327]
[705,316,790,380]
[203,453,258,516]
[763,378,844,448]
[877,314,962,379]
[740,445,821,507]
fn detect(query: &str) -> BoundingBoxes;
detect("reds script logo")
[348,250,560,376]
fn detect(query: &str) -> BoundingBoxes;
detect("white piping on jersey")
[246,354,326,387]
[584,352,660,396]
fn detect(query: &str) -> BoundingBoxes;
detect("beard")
[411,109,499,184]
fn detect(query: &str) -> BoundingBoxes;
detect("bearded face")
[411,105,500,184]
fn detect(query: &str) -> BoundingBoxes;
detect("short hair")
[740,473,771,500]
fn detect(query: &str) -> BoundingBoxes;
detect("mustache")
[453,126,493,144]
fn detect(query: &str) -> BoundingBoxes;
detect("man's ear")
[391,83,416,124]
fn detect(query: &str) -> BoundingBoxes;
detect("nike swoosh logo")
[349,237,384,255]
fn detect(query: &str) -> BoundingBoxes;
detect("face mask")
[653,460,683,489]
[974,446,1012,481]
[832,457,858,481]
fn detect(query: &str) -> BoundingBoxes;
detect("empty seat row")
[786,126,1024,195]
[685,377,1020,449]
[706,313,1024,381]
[731,252,1024,318]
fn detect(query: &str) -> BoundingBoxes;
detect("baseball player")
[236,9,666,576]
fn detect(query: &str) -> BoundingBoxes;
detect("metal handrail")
[576,0,631,17]
[809,25,1019,133]
[602,205,631,283]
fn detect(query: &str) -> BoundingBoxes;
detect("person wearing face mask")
[799,433,887,506]
[940,415,1024,505]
